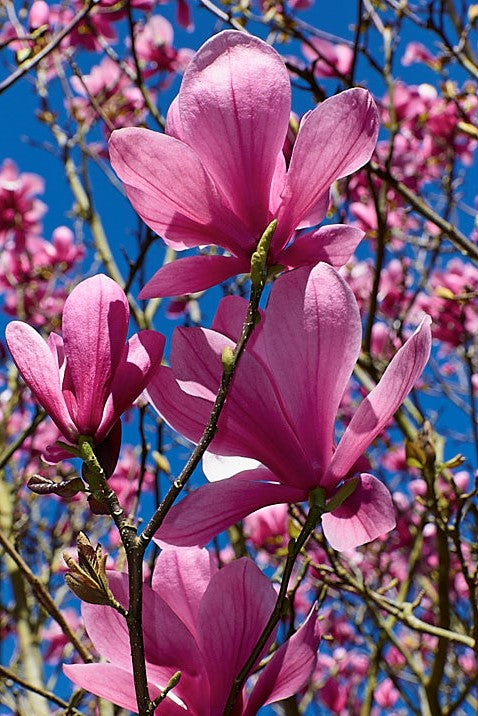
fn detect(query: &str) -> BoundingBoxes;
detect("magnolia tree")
[0,0,477,714]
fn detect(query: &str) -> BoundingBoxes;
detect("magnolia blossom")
[148,263,431,551]
[64,547,320,713]
[5,274,164,463]
[133,15,193,77]
[109,30,378,297]
[302,37,354,78]
[70,57,150,132]
[0,159,46,249]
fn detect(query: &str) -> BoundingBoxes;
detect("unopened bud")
[221,345,235,374]
[28,474,84,498]
[64,533,115,606]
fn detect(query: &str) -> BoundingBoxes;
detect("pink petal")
[151,546,218,638]
[293,189,330,231]
[209,296,266,363]
[82,572,207,697]
[80,575,133,670]
[147,365,213,444]
[109,127,246,253]
[62,275,129,435]
[94,419,122,478]
[321,473,396,550]
[42,442,76,464]
[325,316,432,487]
[197,557,278,713]
[269,153,287,215]
[47,332,66,373]
[138,254,249,299]
[5,321,76,440]
[261,264,362,476]
[278,89,379,242]
[165,95,184,141]
[155,469,307,547]
[96,329,165,442]
[178,30,291,237]
[211,294,253,339]
[63,663,185,715]
[277,225,364,269]
[165,323,314,483]
[245,607,320,714]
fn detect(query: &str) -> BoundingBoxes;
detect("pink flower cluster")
[0,159,84,328]
[4,30,437,714]
[346,82,477,243]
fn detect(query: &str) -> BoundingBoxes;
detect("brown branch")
[0,529,93,664]
[0,665,85,716]
[0,408,46,470]
[371,162,478,263]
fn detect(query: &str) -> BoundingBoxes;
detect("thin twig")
[0,0,101,94]
[0,665,85,716]
[0,529,93,663]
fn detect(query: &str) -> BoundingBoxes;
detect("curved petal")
[147,365,213,444]
[197,557,278,713]
[94,419,122,478]
[151,546,218,638]
[211,294,252,338]
[96,329,165,441]
[277,225,364,270]
[155,469,307,547]
[321,474,396,551]
[80,575,135,670]
[109,127,246,253]
[138,254,249,299]
[165,95,184,141]
[62,275,129,435]
[5,321,76,440]
[245,607,320,715]
[83,573,207,696]
[294,189,330,231]
[278,89,379,241]
[325,316,432,487]
[63,663,186,715]
[42,442,76,464]
[262,264,362,475]
[178,30,291,236]
[163,323,314,483]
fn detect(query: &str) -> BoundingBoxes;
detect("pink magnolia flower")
[0,159,46,249]
[401,41,440,68]
[133,15,194,78]
[70,57,149,133]
[147,263,431,551]
[64,547,320,713]
[302,37,354,78]
[415,258,478,347]
[374,678,400,708]
[109,31,379,298]
[50,226,85,269]
[28,1,50,28]
[108,446,156,514]
[243,503,290,553]
[5,274,164,464]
